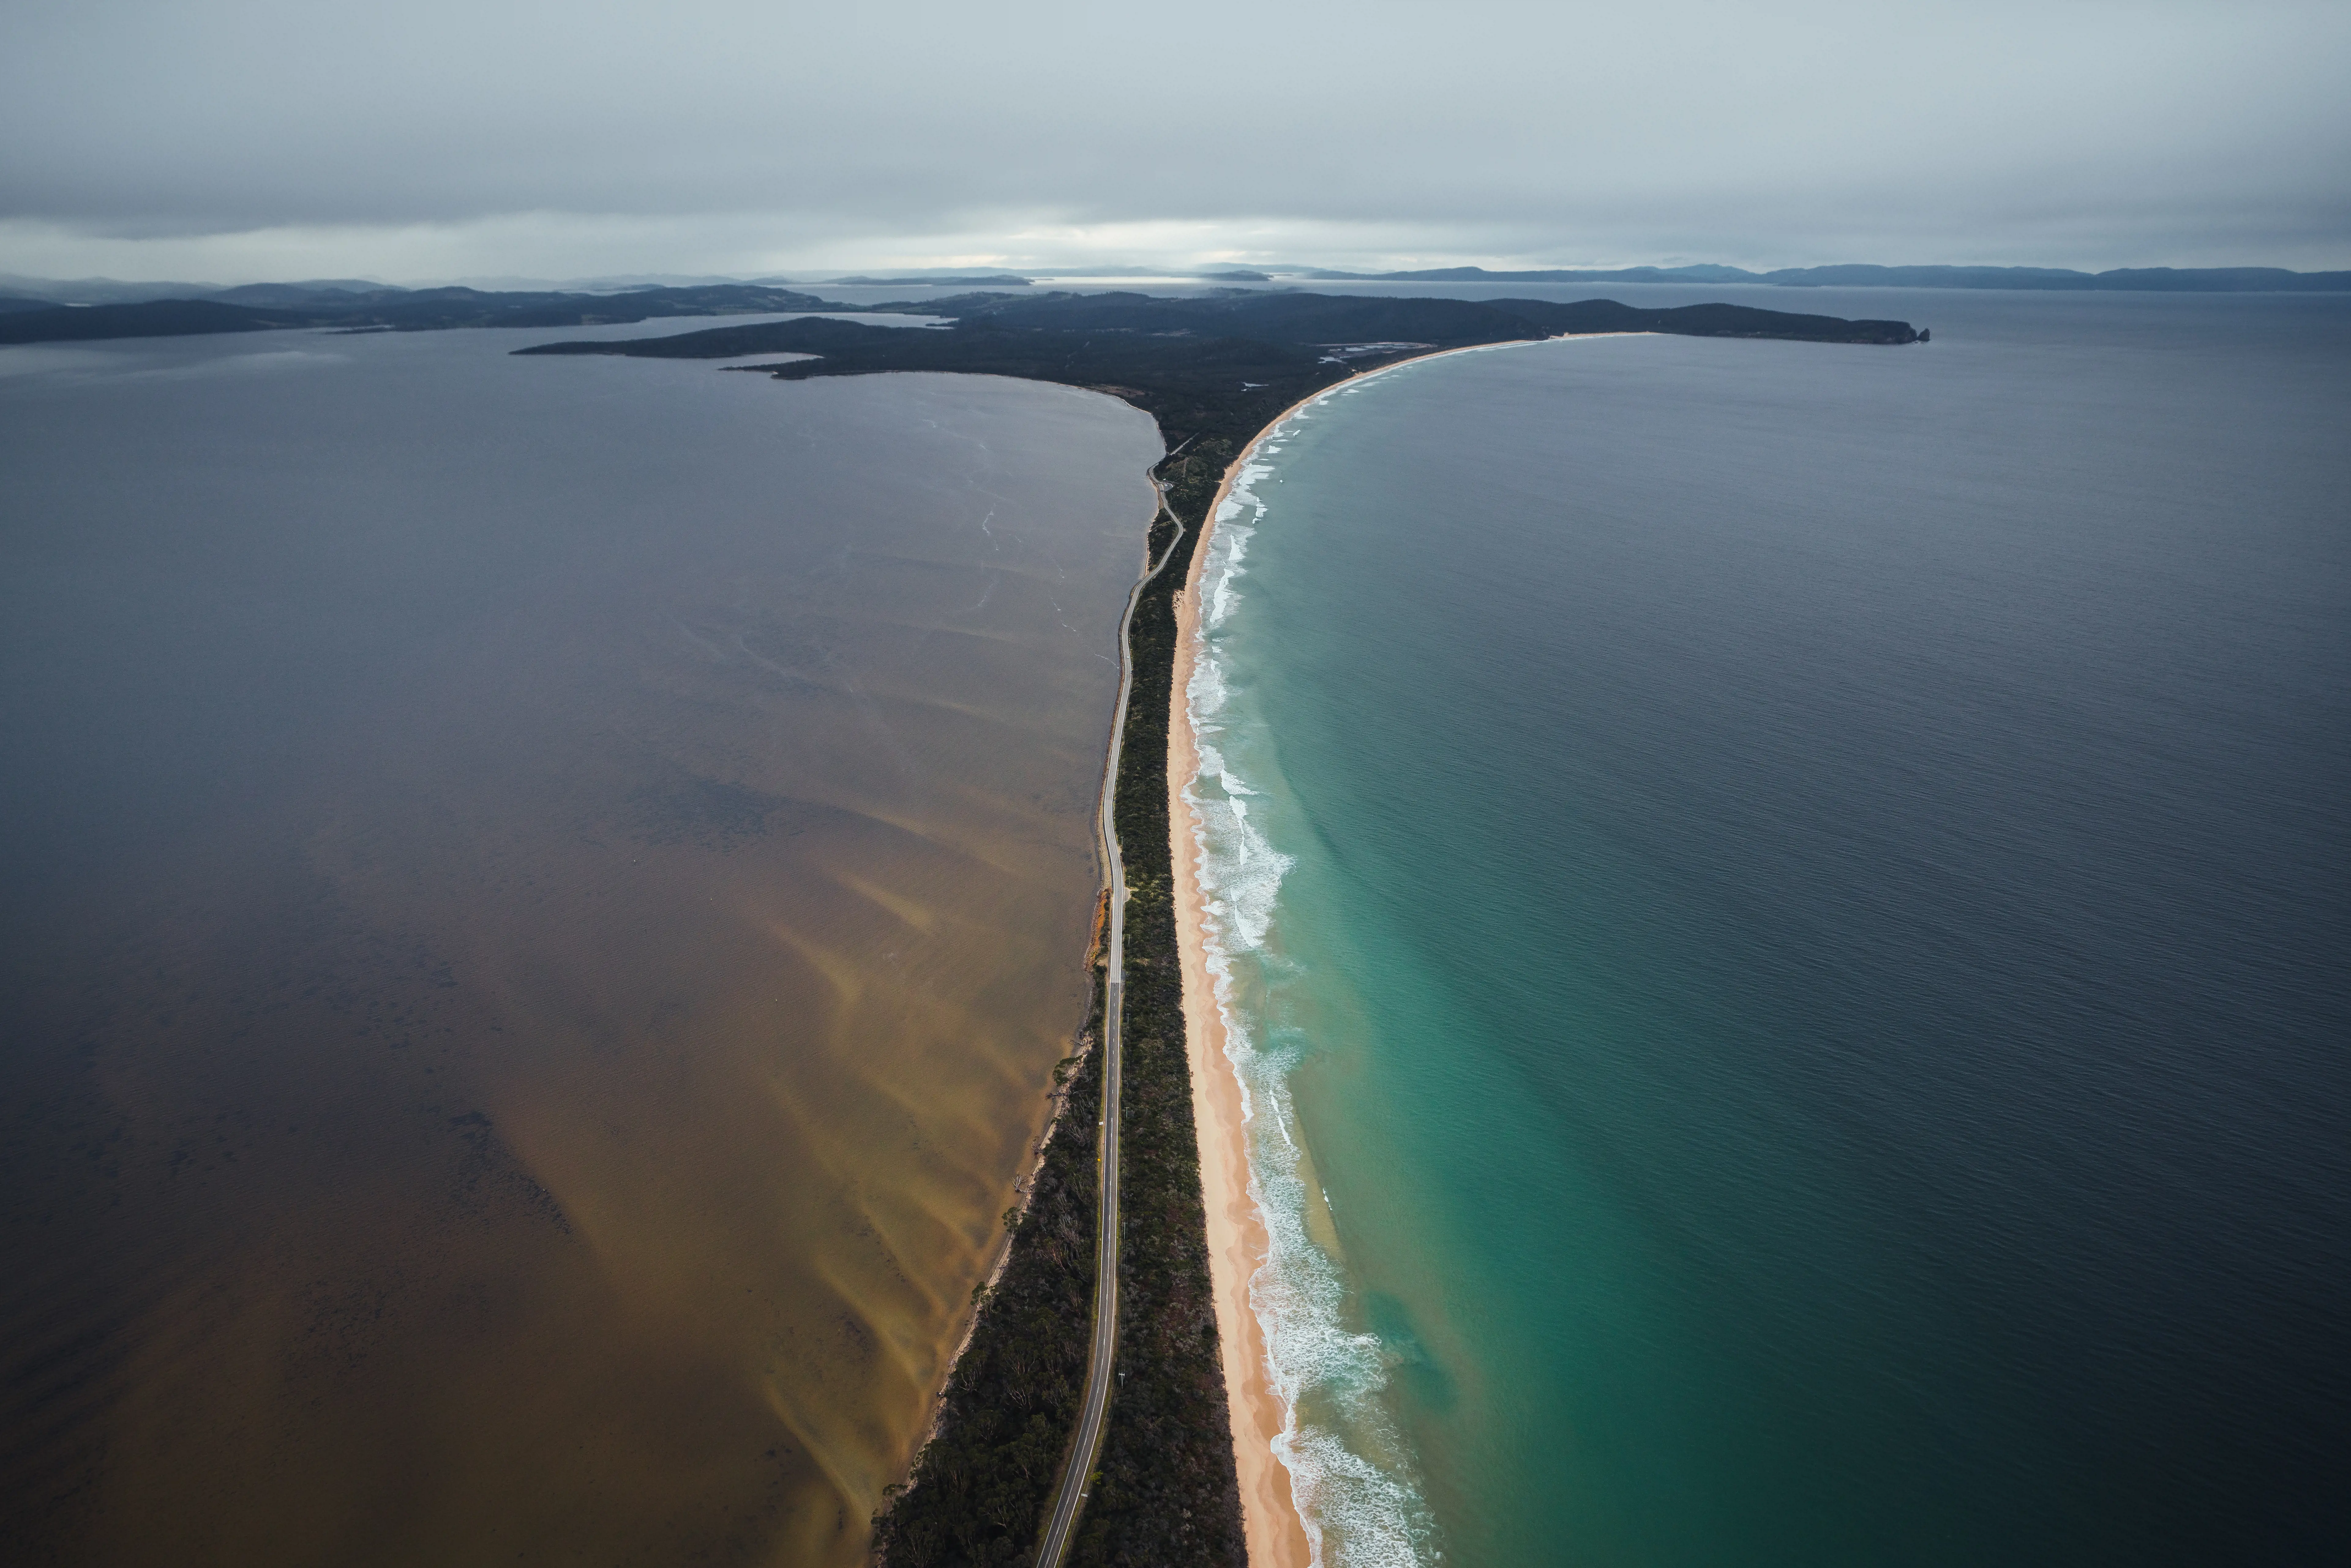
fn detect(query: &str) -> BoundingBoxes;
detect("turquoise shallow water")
[1181,301,2350,1566]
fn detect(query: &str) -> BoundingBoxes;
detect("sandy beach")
[1170,512,1313,1568]
[1166,341,1539,1567]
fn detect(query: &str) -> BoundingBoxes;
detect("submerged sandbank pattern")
[0,335,1158,1565]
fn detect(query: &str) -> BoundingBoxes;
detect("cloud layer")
[4,0,2346,281]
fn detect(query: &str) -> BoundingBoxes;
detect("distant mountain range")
[9,263,2344,311]
[820,274,1034,287]
[3,260,2347,337]
[1272,264,2351,291]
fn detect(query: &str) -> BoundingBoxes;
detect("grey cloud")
[3,0,2346,275]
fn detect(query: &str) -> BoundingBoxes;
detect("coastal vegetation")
[862,975,1107,1565]
[868,484,1243,1566]
[519,290,1922,462]
[1079,473,1244,1565]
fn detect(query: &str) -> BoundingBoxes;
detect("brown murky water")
[0,327,1159,1564]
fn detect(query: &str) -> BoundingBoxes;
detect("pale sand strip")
[1169,339,1549,1567]
[1170,557,1309,1568]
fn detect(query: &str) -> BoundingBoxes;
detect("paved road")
[1034,488,1185,1568]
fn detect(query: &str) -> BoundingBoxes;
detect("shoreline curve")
[1166,337,1562,1567]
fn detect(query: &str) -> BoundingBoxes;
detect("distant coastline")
[4,261,2345,331]
[4,280,1931,350]
[1233,262,2351,292]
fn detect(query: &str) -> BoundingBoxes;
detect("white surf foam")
[1181,409,1440,1566]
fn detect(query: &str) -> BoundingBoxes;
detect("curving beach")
[1166,342,1549,1568]
[1169,446,1313,1568]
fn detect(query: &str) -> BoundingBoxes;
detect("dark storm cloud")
[2,0,2346,278]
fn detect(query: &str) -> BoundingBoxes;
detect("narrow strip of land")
[1035,486,1187,1568]
[1048,345,1528,1566]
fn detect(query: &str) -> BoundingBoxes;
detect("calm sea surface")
[0,323,1158,1564]
[1183,293,2350,1566]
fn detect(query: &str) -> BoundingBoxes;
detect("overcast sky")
[3,0,2346,284]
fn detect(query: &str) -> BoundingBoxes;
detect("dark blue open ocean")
[1180,291,2349,1565]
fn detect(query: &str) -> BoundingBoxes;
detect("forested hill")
[0,283,841,344]
[517,290,1922,456]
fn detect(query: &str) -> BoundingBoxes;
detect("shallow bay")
[0,327,1158,1563]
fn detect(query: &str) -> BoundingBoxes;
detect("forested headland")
[519,289,1922,457]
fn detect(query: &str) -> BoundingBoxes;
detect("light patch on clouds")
[2,0,2346,282]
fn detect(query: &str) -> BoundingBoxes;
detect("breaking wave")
[1181,394,1440,1567]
